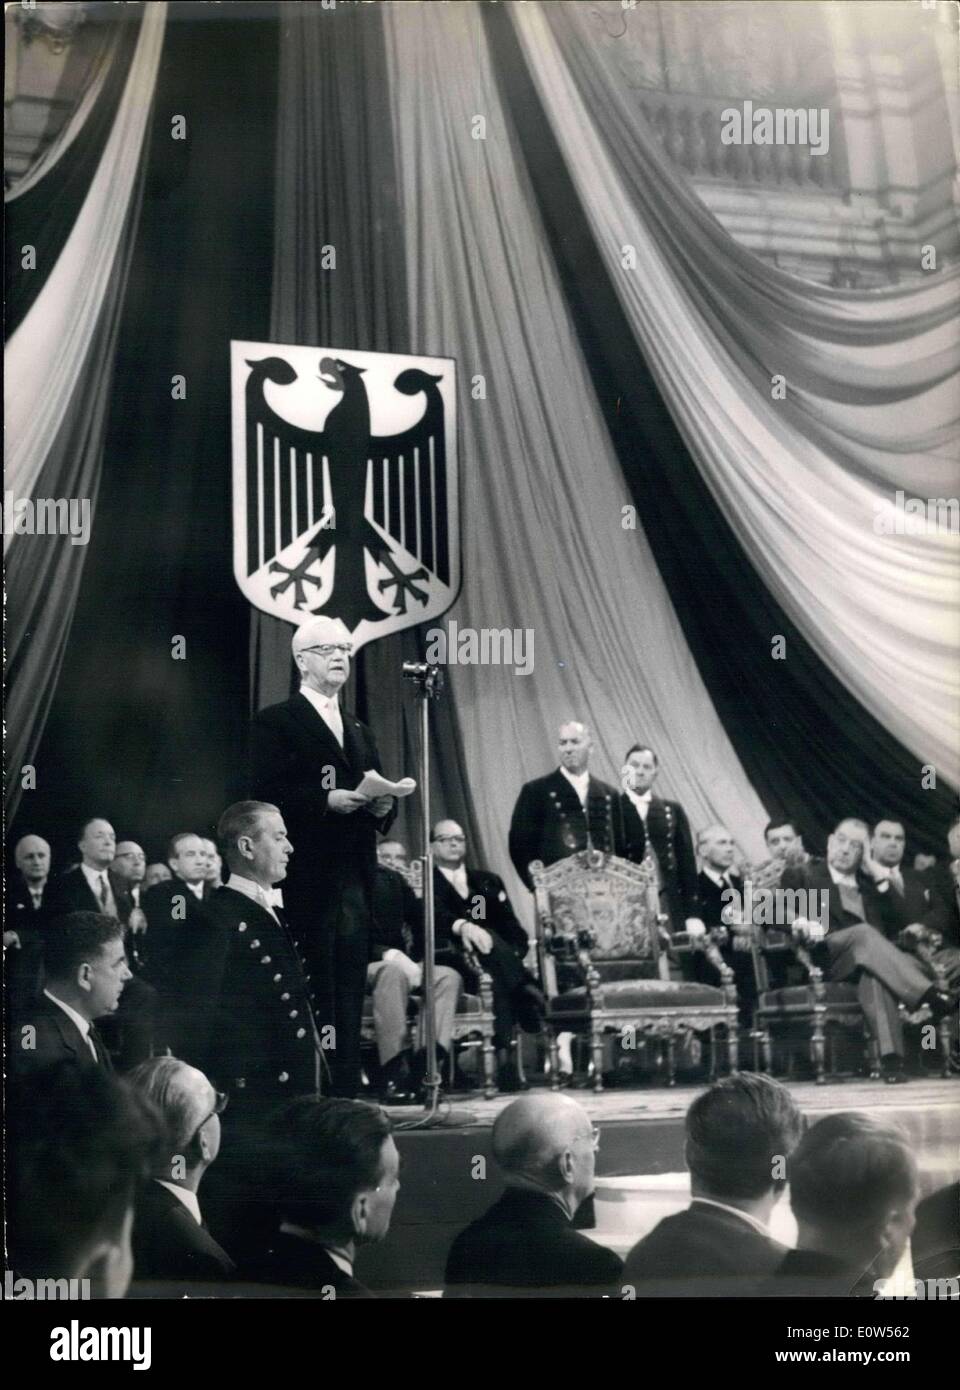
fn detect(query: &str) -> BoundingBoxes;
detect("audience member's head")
[112,841,146,885]
[144,862,172,890]
[167,832,207,885]
[913,852,937,873]
[827,818,869,875]
[42,912,131,1022]
[685,1073,805,1216]
[764,819,803,862]
[292,615,352,695]
[126,1057,226,1190]
[268,1098,398,1251]
[200,837,223,886]
[15,833,51,884]
[947,817,960,861]
[217,801,291,887]
[431,819,467,869]
[557,721,592,775]
[871,820,906,868]
[7,1064,163,1295]
[377,839,409,874]
[77,818,116,871]
[788,1113,918,1280]
[622,743,659,795]
[492,1094,599,1220]
[697,824,736,872]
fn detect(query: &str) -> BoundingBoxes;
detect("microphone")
[402,661,444,696]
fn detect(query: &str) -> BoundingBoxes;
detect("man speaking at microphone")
[250,616,396,1098]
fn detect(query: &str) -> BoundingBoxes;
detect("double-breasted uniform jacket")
[618,794,700,927]
[509,770,620,891]
[204,886,319,1100]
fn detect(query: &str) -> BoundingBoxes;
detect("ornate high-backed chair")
[531,849,739,1090]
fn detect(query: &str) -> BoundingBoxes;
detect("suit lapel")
[288,692,352,770]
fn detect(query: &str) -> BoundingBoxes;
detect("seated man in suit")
[126,1056,235,1294]
[509,721,621,891]
[203,801,320,1110]
[623,1072,804,1296]
[432,819,544,1092]
[142,831,221,1065]
[5,833,51,1018]
[782,819,956,1083]
[6,1063,163,1300]
[368,850,464,1103]
[768,1112,918,1297]
[10,912,132,1075]
[921,816,960,951]
[445,1093,623,1297]
[694,823,757,1017]
[245,1097,399,1297]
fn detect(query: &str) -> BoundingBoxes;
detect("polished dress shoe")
[920,988,958,1023]
[379,1054,417,1104]
[881,1056,909,1085]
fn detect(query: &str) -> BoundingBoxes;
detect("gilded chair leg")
[708,1028,718,1082]
[591,1027,605,1093]
[666,1035,676,1087]
[938,1016,952,1078]
[514,1029,527,1087]
[867,1035,882,1081]
[481,1030,497,1098]
[727,1023,739,1075]
[760,1028,773,1075]
[547,1029,561,1092]
[811,1013,826,1084]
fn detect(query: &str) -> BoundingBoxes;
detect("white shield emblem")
[231,341,460,650]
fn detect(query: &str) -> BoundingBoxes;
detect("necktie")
[98,875,110,909]
[889,869,904,896]
[88,1025,112,1070]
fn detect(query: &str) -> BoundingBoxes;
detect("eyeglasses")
[191,1090,229,1140]
[433,834,465,844]
[300,643,353,657]
[581,1125,601,1151]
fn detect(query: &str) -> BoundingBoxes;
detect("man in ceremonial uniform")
[203,801,319,1108]
[250,615,395,1098]
[509,722,619,890]
[618,745,705,938]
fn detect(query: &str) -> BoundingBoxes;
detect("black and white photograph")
[4,0,958,1364]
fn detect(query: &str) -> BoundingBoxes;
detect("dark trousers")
[445,933,532,1048]
[297,880,371,1097]
[821,923,932,1058]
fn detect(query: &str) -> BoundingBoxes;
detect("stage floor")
[355,1076,959,1293]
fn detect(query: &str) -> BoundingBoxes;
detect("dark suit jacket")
[433,866,528,960]
[203,887,318,1100]
[370,866,424,961]
[780,859,895,936]
[45,864,135,920]
[142,876,222,1063]
[10,993,112,1076]
[250,693,395,928]
[4,873,46,1017]
[245,1231,374,1298]
[924,871,960,949]
[696,870,745,929]
[764,1247,873,1298]
[623,1200,788,1297]
[619,794,699,925]
[509,770,620,890]
[131,1180,236,1292]
[444,1188,623,1297]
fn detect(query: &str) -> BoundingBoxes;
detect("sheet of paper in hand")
[356,771,417,799]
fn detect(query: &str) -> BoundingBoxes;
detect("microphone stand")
[397,661,476,1130]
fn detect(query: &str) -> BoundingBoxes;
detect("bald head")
[15,835,51,883]
[492,1094,596,1208]
[558,722,592,775]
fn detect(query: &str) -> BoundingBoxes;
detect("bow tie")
[265,888,284,907]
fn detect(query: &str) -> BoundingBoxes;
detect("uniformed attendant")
[203,801,320,1110]
[508,722,620,891]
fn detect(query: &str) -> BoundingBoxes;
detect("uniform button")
[278,1072,290,1083]
[273,974,282,983]
[238,923,247,933]
[281,992,290,1001]
[249,939,261,950]
[261,955,272,964]
[289,1010,298,1019]
[296,1028,306,1038]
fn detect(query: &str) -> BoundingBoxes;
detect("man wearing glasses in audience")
[250,615,396,1100]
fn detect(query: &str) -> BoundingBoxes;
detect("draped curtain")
[4,3,166,825]
[510,1,960,787]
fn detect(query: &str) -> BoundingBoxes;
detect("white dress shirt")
[154,1180,202,1226]
[300,684,344,746]
[81,863,116,913]
[43,989,98,1063]
[226,872,283,922]
[702,864,735,891]
[438,863,470,900]
[185,880,205,900]
[625,787,653,823]
[559,766,590,806]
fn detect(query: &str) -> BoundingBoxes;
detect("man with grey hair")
[250,616,397,1098]
[444,1094,623,1296]
[127,1056,235,1292]
[509,721,620,891]
[6,834,52,1016]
